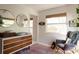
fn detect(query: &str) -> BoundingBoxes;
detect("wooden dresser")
[3,35,32,54]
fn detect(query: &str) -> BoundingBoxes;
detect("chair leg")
[55,46,65,54]
[64,50,65,54]
[55,46,59,53]
[71,47,76,54]
[71,51,75,54]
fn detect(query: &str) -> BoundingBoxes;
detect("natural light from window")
[23,20,33,34]
[46,16,67,35]
[2,20,14,27]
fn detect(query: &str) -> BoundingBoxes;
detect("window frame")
[23,19,33,34]
[46,13,67,34]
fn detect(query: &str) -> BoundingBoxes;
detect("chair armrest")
[56,39,66,44]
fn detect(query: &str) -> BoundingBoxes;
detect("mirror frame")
[16,14,28,27]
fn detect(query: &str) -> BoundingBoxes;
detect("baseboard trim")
[35,42,51,47]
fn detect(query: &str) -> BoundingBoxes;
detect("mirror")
[0,9,15,27]
[16,14,28,27]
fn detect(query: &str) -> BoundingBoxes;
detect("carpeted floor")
[14,43,79,54]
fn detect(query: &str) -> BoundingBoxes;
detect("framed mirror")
[0,9,15,27]
[16,14,28,27]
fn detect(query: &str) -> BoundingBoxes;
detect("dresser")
[3,35,32,54]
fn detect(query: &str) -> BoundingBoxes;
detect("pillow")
[66,38,71,44]
[70,31,78,44]
[77,40,79,45]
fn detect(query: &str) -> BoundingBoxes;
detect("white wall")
[0,4,38,33]
[38,4,78,45]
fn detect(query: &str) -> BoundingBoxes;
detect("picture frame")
[69,20,76,27]
[39,22,45,26]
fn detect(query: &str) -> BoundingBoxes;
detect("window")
[46,13,67,35]
[23,19,33,34]
[30,20,33,34]
[2,19,14,27]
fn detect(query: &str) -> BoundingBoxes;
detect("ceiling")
[0,4,66,13]
[25,4,65,12]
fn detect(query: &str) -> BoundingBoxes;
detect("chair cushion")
[64,44,76,50]
[57,43,65,49]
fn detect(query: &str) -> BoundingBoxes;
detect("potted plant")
[76,7,79,27]
[0,15,3,26]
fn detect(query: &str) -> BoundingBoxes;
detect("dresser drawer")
[4,36,32,44]
[4,38,32,49]
[4,41,32,54]
[3,35,32,54]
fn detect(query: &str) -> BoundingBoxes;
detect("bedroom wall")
[38,4,78,46]
[0,5,38,42]
[0,4,38,33]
